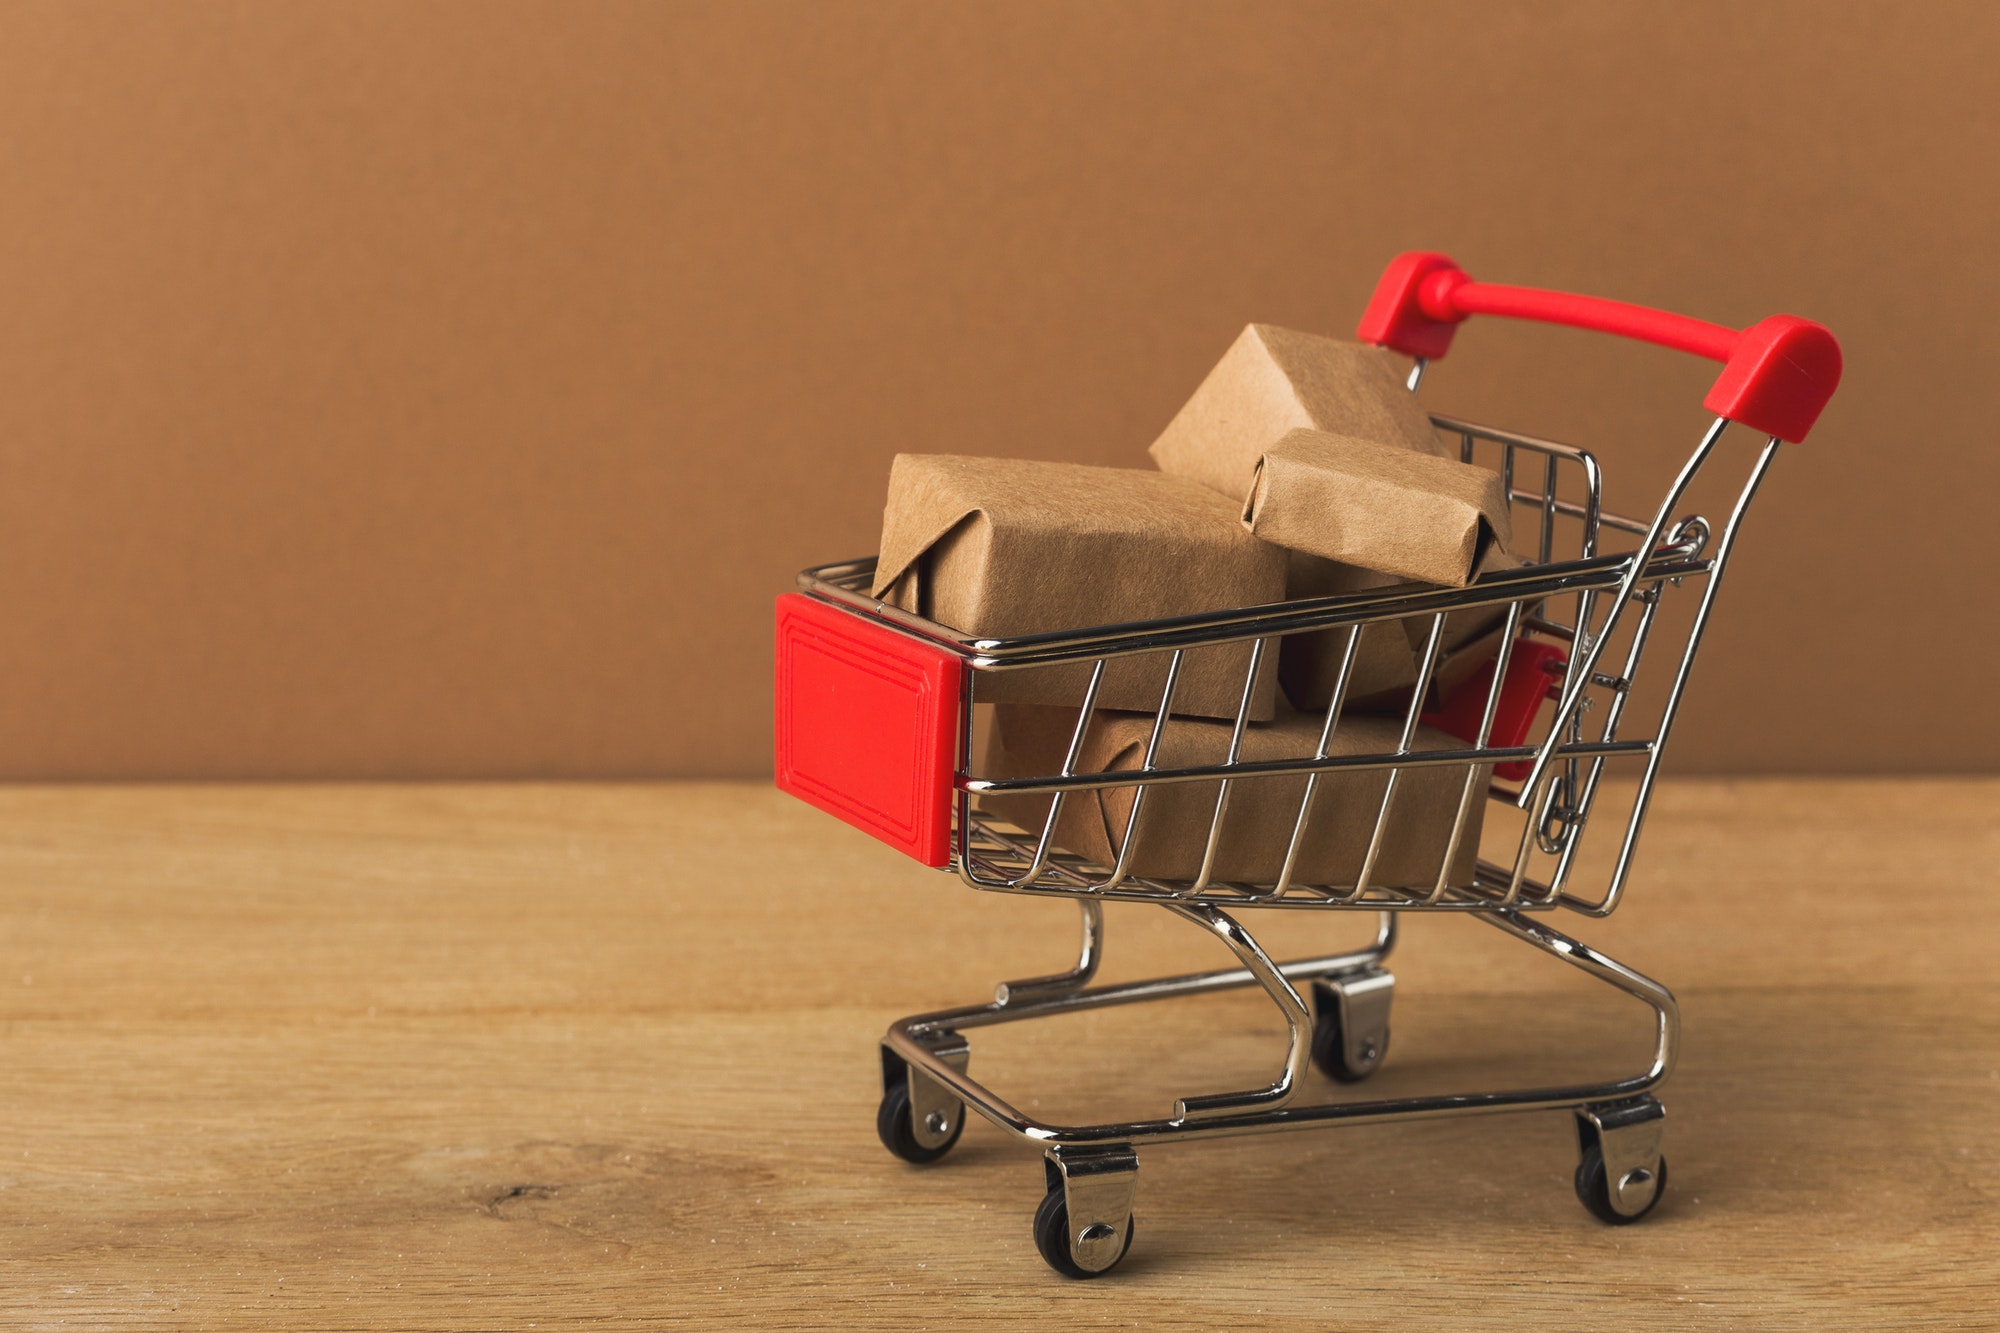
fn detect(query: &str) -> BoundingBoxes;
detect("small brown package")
[981,703,1486,888]
[1242,429,1513,588]
[873,455,1287,720]
[1276,553,1419,711]
[1276,554,1532,715]
[1278,548,1528,714]
[1149,325,1448,501]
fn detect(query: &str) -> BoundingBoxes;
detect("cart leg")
[1310,965,1395,1083]
[995,900,1103,1006]
[1573,1095,1668,1224]
[1034,1145,1138,1279]
[1162,903,1313,1122]
[877,1030,970,1165]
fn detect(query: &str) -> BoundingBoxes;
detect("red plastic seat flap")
[1422,637,1569,781]
[773,593,962,867]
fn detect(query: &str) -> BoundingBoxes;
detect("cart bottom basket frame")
[879,903,1675,1277]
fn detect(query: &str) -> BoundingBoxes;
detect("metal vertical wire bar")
[1544,582,1666,902]
[1539,451,1559,566]
[1406,358,1428,393]
[1579,436,1783,917]
[1350,613,1446,900]
[1272,625,1364,898]
[1186,637,1269,895]
[1161,903,1313,1121]
[1519,416,1731,802]
[1577,451,1605,560]
[1565,450,1607,736]
[1432,601,1524,906]
[994,899,1105,1006]
[1097,648,1185,891]
[1009,660,1108,886]
[1501,765,1557,903]
[953,647,979,876]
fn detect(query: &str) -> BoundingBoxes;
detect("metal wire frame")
[797,412,1779,921]
[882,902,1677,1150]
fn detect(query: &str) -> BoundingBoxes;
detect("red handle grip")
[1357,251,1842,442]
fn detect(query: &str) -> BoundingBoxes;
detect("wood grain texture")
[1,779,1996,1327]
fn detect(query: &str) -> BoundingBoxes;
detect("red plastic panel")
[1422,638,1570,782]
[1358,250,1842,442]
[773,593,962,867]
[1355,250,1466,360]
[1700,314,1844,444]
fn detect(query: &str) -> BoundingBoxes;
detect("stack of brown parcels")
[869,323,1522,885]
[1150,327,1525,720]
[872,455,1287,720]
[980,704,1485,889]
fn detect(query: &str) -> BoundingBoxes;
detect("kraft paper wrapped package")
[980,703,1488,888]
[1241,428,1525,711]
[872,455,1287,720]
[1145,326,1523,716]
[1416,568,1541,702]
[1275,551,1530,713]
[1242,429,1512,588]
[1147,325,1449,497]
[1274,553,1420,710]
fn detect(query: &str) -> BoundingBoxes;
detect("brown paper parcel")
[981,704,1487,888]
[1279,541,1535,714]
[1276,552,1420,711]
[1149,325,1448,502]
[1243,429,1513,588]
[872,455,1287,720]
[1400,546,1543,705]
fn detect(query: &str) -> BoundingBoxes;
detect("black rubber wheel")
[1032,1186,1135,1279]
[1574,1141,1668,1225]
[875,1078,963,1165]
[1309,999,1388,1083]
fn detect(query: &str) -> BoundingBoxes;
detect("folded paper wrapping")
[1143,329,1514,716]
[1407,548,1537,695]
[1148,326,1447,501]
[1275,547,1531,713]
[872,455,1288,720]
[1277,554,1418,709]
[980,704,1488,888]
[1243,429,1513,589]
[1245,431,1518,710]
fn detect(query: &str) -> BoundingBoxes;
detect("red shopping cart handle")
[1358,251,1842,443]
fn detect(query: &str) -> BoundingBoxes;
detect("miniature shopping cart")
[774,251,1840,1278]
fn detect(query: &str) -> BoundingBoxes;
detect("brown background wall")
[0,0,1993,779]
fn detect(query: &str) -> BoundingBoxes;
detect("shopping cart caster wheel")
[1035,1146,1138,1278]
[1575,1143,1667,1225]
[876,1078,964,1165]
[1310,968,1393,1083]
[876,1035,970,1165]
[1573,1097,1668,1224]
[1033,1187,1134,1279]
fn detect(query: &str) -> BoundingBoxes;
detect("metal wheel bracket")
[883,1031,971,1151]
[1315,965,1394,1077]
[1043,1145,1138,1275]
[1576,1095,1666,1217]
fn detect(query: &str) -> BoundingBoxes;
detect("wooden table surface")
[1,779,1995,1329]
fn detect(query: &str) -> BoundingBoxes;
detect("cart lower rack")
[775,252,1839,1277]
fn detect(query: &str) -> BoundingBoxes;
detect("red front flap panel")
[774,593,962,866]
[1423,637,1569,782]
